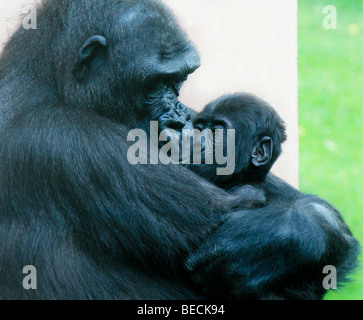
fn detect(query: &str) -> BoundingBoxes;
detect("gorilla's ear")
[251,136,273,167]
[73,35,108,81]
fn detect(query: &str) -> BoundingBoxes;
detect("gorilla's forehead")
[118,1,171,31]
[114,0,200,75]
[116,0,187,57]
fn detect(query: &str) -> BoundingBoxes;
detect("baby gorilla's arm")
[198,179,266,211]
[228,185,266,210]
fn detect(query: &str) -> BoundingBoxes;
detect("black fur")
[1,0,357,300]
[185,94,360,299]
[0,0,269,300]
[0,0,253,299]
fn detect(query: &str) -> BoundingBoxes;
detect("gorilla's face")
[112,0,201,133]
[67,0,200,135]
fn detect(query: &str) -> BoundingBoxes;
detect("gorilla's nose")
[184,46,201,74]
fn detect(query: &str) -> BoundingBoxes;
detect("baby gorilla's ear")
[251,137,273,167]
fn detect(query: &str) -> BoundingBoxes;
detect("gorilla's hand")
[184,217,251,298]
[184,208,295,299]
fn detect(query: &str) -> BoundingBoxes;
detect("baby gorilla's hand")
[227,185,266,210]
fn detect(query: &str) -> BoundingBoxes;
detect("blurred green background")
[299,0,363,300]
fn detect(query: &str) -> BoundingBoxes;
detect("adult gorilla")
[0,0,355,301]
[0,0,265,299]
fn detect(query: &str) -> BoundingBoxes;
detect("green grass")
[299,0,363,299]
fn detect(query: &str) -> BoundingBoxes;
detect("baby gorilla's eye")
[212,124,225,131]
[194,123,204,131]
[212,120,230,131]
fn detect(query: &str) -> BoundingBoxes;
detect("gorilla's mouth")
[157,100,194,162]
[158,102,192,132]
[145,81,192,132]
[143,79,195,162]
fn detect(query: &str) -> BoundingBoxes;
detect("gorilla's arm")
[0,104,231,298]
[185,176,360,300]
[1,98,269,299]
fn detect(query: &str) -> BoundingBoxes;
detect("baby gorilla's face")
[187,103,238,183]
[188,93,285,186]
[193,109,232,163]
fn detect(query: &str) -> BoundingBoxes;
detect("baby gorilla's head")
[190,93,287,187]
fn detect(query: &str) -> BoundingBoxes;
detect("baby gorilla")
[185,93,359,300]
[189,93,286,187]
